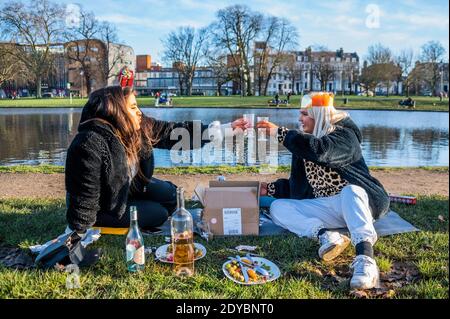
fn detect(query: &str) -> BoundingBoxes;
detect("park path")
[0,169,447,199]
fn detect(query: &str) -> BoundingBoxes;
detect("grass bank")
[0,195,447,298]
[0,165,448,175]
[0,95,448,111]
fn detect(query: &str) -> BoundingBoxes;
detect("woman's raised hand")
[256,120,279,137]
[231,118,250,131]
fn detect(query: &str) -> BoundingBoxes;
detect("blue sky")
[4,0,449,63]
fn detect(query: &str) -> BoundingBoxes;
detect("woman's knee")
[270,199,291,219]
[139,205,168,228]
[342,185,369,201]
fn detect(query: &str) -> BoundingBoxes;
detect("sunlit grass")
[0,195,447,299]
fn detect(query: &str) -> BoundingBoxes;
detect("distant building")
[409,61,449,96]
[134,61,161,95]
[65,39,135,96]
[136,55,152,72]
[136,63,233,96]
[262,47,360,96]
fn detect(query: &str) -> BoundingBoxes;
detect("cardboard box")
[194,181,260,236]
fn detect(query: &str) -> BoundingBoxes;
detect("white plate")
[155,243,206,263]
[222,257,281,285]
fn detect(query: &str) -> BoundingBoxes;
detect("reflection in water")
[0,108,448,167]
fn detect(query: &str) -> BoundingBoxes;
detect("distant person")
[399,97,415,108]
[155,91,160,107]
[274,93,280,107]
[287,91,292,104]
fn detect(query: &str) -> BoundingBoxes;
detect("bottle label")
[126,244,136,262]
[133,246,145,265]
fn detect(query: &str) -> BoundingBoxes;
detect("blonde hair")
[306,106,348,138]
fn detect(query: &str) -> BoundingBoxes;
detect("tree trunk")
[84,73,92,95]
[258,77,263,96]
[217,82,222,96]
[35,75,42,98]
[246,71,252,96]
[263,72,272,96]
[187,75,193,96]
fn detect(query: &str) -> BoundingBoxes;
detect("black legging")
[94,177,177,229]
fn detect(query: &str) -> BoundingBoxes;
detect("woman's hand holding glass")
[256,120,279,137]
[231,118,250,132]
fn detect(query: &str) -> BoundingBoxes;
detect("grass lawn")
[0,194,448,299]
[0,95,448,111]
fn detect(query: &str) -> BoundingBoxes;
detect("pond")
[0,108,448,167]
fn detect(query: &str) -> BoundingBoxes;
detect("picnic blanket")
[154,208,419,237]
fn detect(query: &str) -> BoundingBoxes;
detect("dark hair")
[80,86,155,176]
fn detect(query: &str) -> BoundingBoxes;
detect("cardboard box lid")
[209,180,260,189]
[194,181,260,207]
[204,187,258,209]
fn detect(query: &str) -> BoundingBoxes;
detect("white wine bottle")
[125,206,145,272]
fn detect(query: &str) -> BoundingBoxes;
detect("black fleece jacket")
[270,117,390,219]
[65,117,211,232]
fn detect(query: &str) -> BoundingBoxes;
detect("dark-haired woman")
[65,86,247,234]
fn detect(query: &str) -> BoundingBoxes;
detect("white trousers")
[270,185,378,246]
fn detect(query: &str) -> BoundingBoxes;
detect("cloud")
[97,13,208,30]
[387,12,449,30]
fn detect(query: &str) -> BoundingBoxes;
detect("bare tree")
[0,0,65,98]
[312,51,335,91]
[255,17,298,96]
[367,43,393,64]
[204,46,233,96]
[283,53,301,94]
[408,61,426,95]
[342,63,359,95]
[420,40,446,96]
[0,45,17,85]
[396,49,414,96]
[64,7,101,95]
[163,26,208,96]
[99,21,126,83]
[211,5,262,96]
[360,61,401,96]
[359,63,379,96]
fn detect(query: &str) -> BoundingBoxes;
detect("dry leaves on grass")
[327,260,420,299]
[380,261,420,287]
[350,288,396,299]
[324,267,350,285]
[350,261,421,299]
[438,215,446,222]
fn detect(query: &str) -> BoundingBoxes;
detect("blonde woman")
[257,92,389,290]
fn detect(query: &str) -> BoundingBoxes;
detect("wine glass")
[243,113,255,137]
[196,219,213,242]
[257,116,269,141]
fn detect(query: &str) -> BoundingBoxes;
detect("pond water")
[0,108,448,167]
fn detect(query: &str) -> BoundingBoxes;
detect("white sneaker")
[318,231,351,261]
[350,255,380,290]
